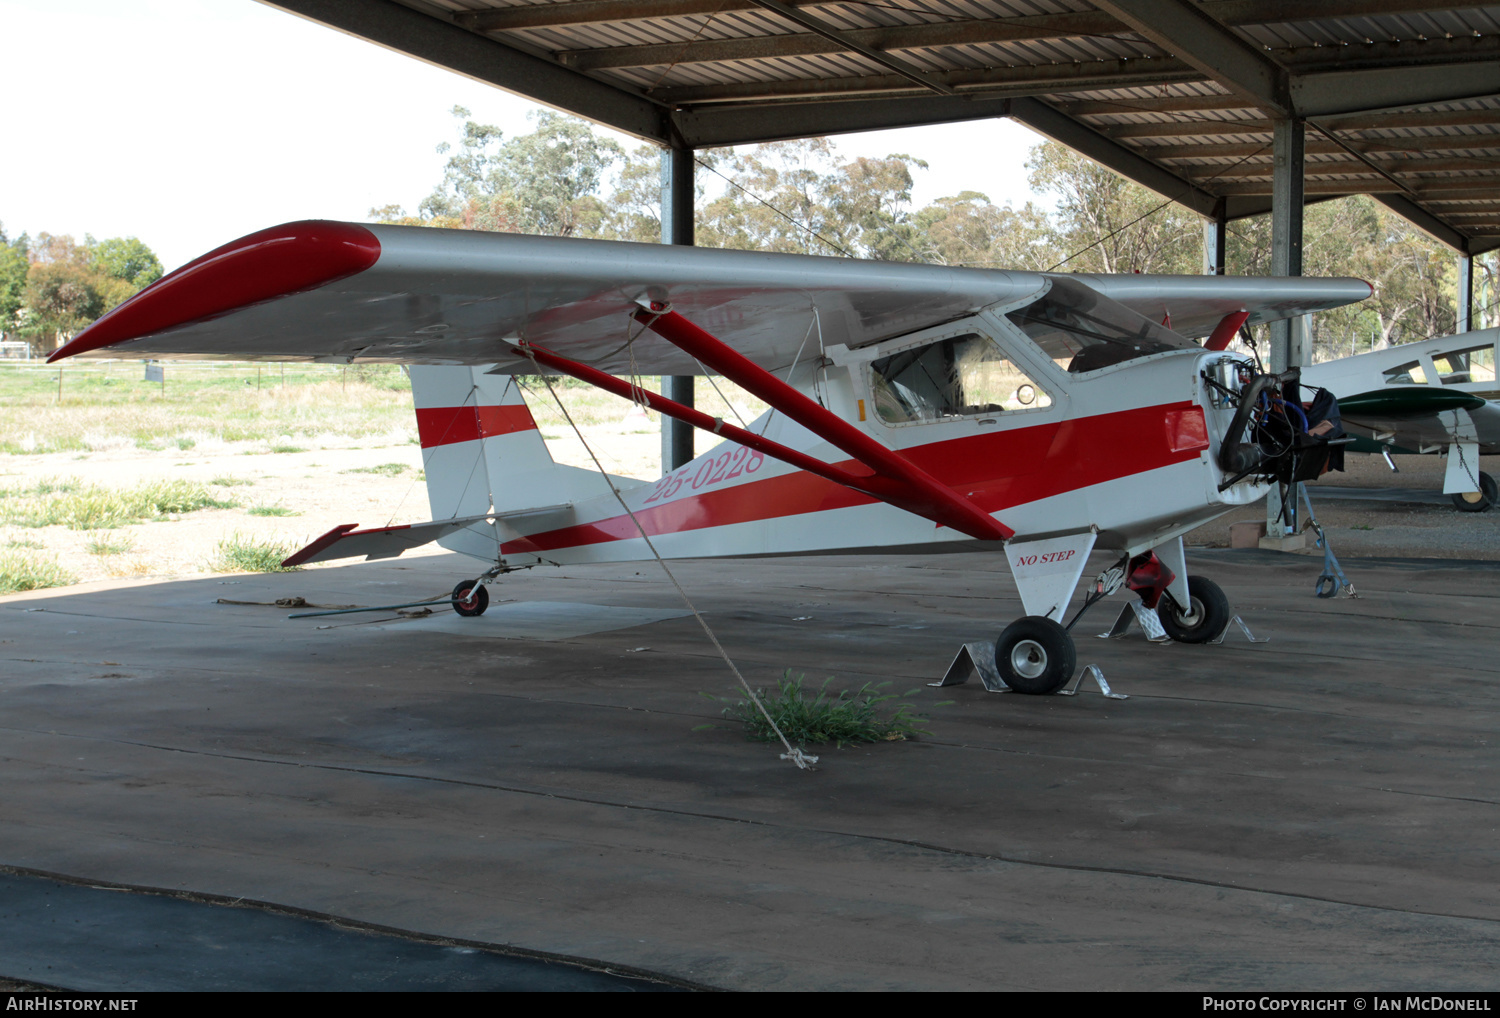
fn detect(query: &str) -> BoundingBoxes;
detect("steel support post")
[1203,201,1227,275]
[1267,118,1305,539]
[660,145,696,472]
[1458,253,1474,333]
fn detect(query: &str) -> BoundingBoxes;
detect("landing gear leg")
[995,616,1076,695]
[1157,575,1231,644]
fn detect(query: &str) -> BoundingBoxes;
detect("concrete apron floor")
[0,549,1496,991]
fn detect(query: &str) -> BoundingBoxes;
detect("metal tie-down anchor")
[932,641,1011,692]
[930,642,1123,698]
[1097,600,1171,642]
[1208,615,1269,645]
[1058,664,1127,700]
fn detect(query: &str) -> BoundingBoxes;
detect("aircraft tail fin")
[408,365,642,564]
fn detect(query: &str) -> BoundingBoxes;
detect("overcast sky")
[1,0,1045,271]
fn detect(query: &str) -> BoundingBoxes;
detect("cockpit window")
[870,333,1052,425]
[1005,277,1193,374]
[1382,360,1427,385]
[1431,344,1496,385]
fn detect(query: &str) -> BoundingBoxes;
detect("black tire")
[1450,470,1497,513]
[1158,575,1231,644]
[452,580,489,617]
[995,616,1076,695]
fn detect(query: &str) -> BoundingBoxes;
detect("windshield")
[1005,277,1194,374]
[870,333,1051,424]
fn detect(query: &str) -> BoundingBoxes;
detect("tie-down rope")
[522,348,819,770]
[1298,484,1357,599]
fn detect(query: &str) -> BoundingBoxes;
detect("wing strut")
[517,338,1010,541]
[1204,310,1251,352]
[516,308,1011,541]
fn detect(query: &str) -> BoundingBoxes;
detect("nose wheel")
[452,579,490,617]
[995,616,1076,695]
[1157,575,1230,643]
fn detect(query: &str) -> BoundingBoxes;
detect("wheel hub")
[1176,596,1204,627]
[1009,639,1049,679]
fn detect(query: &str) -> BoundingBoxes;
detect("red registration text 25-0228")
[644,447,765,503]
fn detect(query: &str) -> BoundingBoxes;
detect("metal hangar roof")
[267,1,1500,253]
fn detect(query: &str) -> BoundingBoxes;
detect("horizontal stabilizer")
[282,505,569,567]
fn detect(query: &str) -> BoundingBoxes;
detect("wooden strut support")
[620,307,1013,540]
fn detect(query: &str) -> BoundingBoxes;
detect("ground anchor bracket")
[1097,601,1171,642]
[1208,615,1269,645]
[931,641,1011,692]
[1058,664,1127,699]
[931,643,1125,698]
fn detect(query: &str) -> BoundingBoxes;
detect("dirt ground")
[3,417,1498,594]
[0,421,665,588]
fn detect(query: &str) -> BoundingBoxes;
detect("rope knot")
[780,748,820,770]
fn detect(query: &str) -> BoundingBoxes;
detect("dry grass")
[209,533,303,573]
[0,550,75,594]
[0,478,236,529]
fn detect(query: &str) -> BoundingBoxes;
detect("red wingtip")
[48,220,381,363]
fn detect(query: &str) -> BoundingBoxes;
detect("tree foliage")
[2,230,163,352]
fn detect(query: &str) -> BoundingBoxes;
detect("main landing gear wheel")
[1450,471,1497,513]
[995,616,1076,695]
[452,579,489,617]
[1157,575,1230,644]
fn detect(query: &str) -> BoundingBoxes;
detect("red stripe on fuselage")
[500,401,1205,555]
[416,405,537,448]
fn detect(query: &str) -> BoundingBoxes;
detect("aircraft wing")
[51,220,1374,373]
[1334,387,1500,453]
[1074,273,1374,339]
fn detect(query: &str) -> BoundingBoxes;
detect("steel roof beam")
[1191,154,1500,177]
[1106,119,1275,139]
[1295,62,1500,119]
[1006,97,1220,217]
[1372,194,1473,252]
[741,0,955,95]
[1317,108,1500,131]
[261,0,669,143]
[553,10,1500,76]
[459,0,1468,34]
[1057,96,1250,117]
[674,93,1018,146]
[655,60,1197,105]
[1146,140,1338,159]
[1216,178,1500,196]
[1091,1,1291,115]
[559,11,1120,71]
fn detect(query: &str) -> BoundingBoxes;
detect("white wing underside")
[69,223,1372,376]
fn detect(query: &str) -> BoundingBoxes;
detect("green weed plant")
[0,479,234,529]
[209,534,302,573]
[710,671,932,747]
[343,462,409,476]
[85,532,134,556]
[0,551,75,594]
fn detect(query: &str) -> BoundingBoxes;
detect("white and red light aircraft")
[50,221,1371,694]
